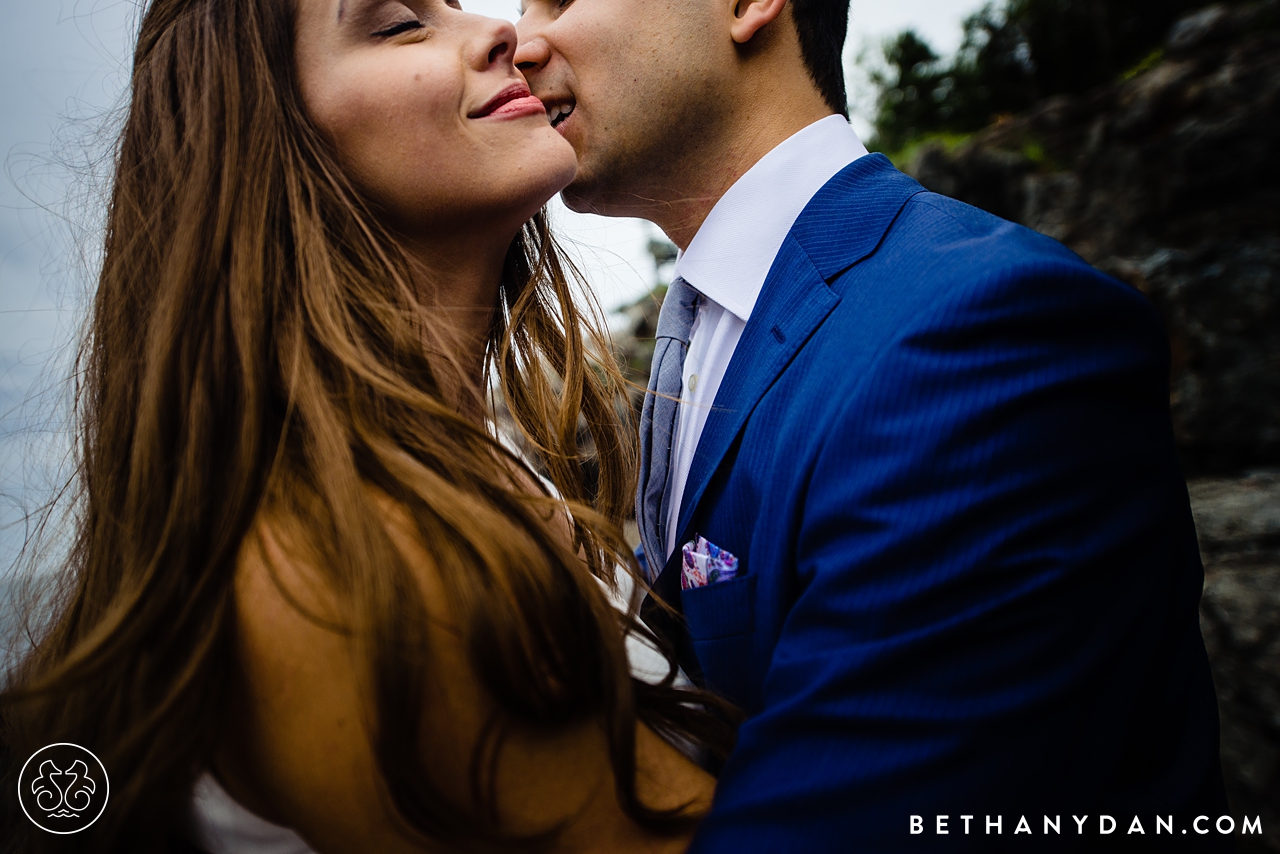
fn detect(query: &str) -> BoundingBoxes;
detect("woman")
[0,0,734,851]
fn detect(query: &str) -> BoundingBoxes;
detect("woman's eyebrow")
[339,0,409,26]
[338,0,368,24]
[337,0,372,23]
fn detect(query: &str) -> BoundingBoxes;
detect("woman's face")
[295,0,575,239]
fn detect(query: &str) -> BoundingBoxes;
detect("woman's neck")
[401,229,509,423]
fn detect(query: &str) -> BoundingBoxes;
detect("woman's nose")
[472,16,518,70]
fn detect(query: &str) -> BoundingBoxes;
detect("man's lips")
[470,83,546,119]
[546,100,576,131]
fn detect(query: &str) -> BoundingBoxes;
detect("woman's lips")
[471,84,546,120]
[485,95,546,119]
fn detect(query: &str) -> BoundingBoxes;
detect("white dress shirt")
[662,115,868,559]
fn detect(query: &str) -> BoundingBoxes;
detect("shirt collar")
[672,115,869,323]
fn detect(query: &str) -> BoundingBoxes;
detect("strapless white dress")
[186,570,686,854]
[188,773,314,854]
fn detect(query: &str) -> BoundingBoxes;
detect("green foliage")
[864,0,1211,151]
[1122,49,1166,81]
[865,31,949,153]
[879,132,976,170]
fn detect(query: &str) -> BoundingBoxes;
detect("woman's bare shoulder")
[219,496,713,854]
[218,509,439,853]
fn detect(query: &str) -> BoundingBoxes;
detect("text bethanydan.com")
[909,814,1262,837]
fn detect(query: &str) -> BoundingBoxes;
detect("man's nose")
[513,21,551,74]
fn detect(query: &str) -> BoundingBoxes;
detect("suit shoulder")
[893,191,1083,270]
[808,190,1169,402]
[858,191,1154,322]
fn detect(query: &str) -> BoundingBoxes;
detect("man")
[516,1,1228,850]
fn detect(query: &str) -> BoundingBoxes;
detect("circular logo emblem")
[17,743,109,834]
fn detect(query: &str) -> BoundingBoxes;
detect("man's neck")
[654,105,835,251]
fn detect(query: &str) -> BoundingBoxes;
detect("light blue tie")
[637,277,700,582]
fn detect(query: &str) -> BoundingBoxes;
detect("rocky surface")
[1193,470,1280,851]
[907,0,1280,474]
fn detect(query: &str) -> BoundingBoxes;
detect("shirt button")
[688,373,699,391]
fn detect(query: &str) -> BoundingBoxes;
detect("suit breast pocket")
[681,575,758,706]
[681,574,757,640]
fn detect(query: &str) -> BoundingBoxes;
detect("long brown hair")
[0,0,732,849]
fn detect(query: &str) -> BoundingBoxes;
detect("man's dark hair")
[791,0,850,117]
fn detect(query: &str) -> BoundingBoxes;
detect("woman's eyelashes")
[374,18,424,37]
[371,0,459,38]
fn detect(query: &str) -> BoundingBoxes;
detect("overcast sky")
[0,0,985,569]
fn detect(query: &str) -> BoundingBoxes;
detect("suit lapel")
[643,155,927,615]
[675,241,835,547]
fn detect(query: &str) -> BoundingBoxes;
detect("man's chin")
[559,173,639,219]
[559,183,604,217]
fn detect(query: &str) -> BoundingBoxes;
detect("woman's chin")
[377,131,577,245]
[514,160,577,225]
[531,127,579,202]
[498,146,577,225]
[470,126,577,227]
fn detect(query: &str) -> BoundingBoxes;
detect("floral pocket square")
[681,535,740,590]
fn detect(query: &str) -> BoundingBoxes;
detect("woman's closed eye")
[374,18,423,37]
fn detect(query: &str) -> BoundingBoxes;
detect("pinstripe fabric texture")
[636,155,1229,853]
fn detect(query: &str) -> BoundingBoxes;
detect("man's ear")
[728,0,789,45]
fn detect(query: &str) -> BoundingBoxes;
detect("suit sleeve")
[688,260,1224,852]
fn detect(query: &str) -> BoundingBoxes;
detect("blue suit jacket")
[641,155,1228,851]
